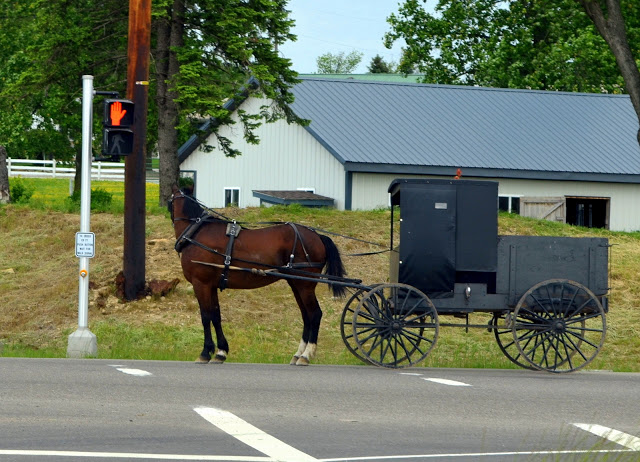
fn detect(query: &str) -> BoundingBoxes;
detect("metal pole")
[67,75,98,358]
[123,0,151,300]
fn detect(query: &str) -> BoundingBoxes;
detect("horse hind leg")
[289,282,322,366]
[296,308,321,366]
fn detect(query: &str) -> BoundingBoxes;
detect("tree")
[578,0,640,144]
[0,145,9,203]
[1,1,303,204]
[385,0,636,91]
[0,0,129,192]
[154,0,303,204]
[385,0,640,143]
[316,51,364,74]
[368,54,395,73]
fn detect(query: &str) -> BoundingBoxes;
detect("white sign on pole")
[75,232,95,258]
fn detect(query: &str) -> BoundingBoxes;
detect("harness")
[169,191,324,291]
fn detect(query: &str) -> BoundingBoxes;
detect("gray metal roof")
[291,77,640,182]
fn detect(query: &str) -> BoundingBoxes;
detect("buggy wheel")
[512,279,606,373]
[491,313,536,370]
[352,283,438,368]
[340,286,379,365]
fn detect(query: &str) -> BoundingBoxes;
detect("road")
[1,358,639,461]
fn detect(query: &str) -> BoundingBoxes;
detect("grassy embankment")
[1,177,639,371]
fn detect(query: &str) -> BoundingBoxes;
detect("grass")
[1,177,640,372]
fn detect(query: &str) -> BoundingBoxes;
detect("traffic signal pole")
[123,0,151,300]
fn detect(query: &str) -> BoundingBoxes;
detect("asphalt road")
[1,358,639,461]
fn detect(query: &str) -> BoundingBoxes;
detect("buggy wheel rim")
[512,279,606,373]
[352,283,439,368]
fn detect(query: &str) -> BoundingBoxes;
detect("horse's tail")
[319,234,346,298]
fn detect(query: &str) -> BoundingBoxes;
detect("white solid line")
[0,448,632,461]
[573,423,640,450]
[0,450,273,461]
[319,448,634,461]
[423,378,471,387]
[194,407,319,462]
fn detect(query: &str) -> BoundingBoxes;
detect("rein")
[168,189,394,258]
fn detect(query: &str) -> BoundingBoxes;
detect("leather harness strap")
[219,221,241,290]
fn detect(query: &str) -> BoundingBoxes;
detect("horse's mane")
[183,189,205,219]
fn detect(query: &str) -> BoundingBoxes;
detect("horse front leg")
[197,309,215,364]
[210,292,229,364]
[194,283,228,364]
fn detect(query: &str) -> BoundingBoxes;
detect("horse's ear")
[171,184,180,194]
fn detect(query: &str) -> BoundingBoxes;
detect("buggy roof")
[388,178,499,206]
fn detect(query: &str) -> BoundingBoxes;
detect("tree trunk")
[73,148,82,194]
[156,0,184,206]
[0,145,10,203]
[579,0,640,145]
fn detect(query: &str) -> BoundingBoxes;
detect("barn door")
[520,197,565,223]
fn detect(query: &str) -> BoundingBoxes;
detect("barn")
[178,77,640,231]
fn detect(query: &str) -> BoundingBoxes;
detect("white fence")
[7,158,125,181]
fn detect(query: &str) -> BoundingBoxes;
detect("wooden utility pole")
[123,0,151,300]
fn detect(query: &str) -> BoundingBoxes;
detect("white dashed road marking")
[423,378,471,387]
[194,407,318,462]
[573,423,640,450]
[110,365,153,376]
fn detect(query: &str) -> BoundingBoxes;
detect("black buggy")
[340,179,609,373]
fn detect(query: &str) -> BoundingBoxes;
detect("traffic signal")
[102,99,135,156]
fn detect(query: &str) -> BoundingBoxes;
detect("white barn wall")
[180,97,346,209]
[497,178,640,232]
[349,172,640,231]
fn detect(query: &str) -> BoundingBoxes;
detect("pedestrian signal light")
[102,99,135,156]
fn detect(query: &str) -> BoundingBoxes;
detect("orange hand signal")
[110,101,127,126]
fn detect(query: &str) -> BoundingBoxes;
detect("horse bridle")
[169,189,232,226]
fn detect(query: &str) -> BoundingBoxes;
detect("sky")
[278,0,408,74]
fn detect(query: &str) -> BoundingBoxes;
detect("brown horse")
[168,185,346,365]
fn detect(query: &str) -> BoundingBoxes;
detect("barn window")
[224,188,240,207]
[179,170,196,193]
[498,196,520,214]
[565,196,609,229]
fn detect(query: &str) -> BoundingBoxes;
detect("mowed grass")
[1,177,640,372]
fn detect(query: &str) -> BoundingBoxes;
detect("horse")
[167,184,347,366]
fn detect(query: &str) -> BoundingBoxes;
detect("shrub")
[67,187,114,212]
[10,178,35,203]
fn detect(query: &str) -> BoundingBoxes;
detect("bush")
[67,187,113,212]
[10,178,35,203]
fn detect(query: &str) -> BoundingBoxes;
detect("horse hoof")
[290,355,300,365]
[296,356,310,366]
[212,355,226,364]
[195,356,210,364]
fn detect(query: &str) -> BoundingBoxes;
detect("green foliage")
[385,0,639,92]
[9,178,35,204]
[368,55,395,73]
[67,187,114,213]
[167,0,305,157]
[316,51,364,74]
[0,1,129,161]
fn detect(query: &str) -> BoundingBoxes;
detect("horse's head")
[168,184,204,224]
